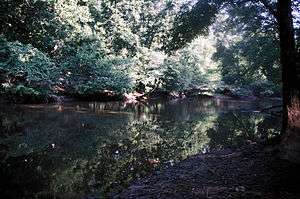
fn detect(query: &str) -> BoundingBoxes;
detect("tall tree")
[277,0,300,163]
[177,0,300,162]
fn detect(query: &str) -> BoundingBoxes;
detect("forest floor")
[114,143,300,199]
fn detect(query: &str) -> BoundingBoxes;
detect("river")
[0,98,281,198]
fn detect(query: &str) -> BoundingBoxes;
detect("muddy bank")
[114,144,300,199]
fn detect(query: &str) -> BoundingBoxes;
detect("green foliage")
[214,35,280,84]
[161,59,204,92]
[161,36,220,92]
[0,0,64,53]
[59,42,133,95]
[0,0,284,101]
[52,0,184,55]
[0,36,57,100]
[212,2,281,97]
[164,0,221,52]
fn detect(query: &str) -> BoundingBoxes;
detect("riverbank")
[114,143,300,199]
[0,87,282,105]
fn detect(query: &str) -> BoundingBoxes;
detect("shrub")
[0,36,58,100]
[60,42,133,95]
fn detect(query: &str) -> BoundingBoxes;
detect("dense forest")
[1,0,298,103]
[1,0,300,198]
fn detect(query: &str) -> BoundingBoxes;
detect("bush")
[0,36,58,101]
[60,42,133,96]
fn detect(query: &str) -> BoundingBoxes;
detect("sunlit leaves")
[0,37,57,97]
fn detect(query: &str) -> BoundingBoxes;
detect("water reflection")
[0,98,280,198]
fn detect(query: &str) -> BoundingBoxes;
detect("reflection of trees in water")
[0,106,217,197]
[0,108,132,158]
[207,112,281,149]
[49,115,217,196]
[85,99,257,122]
[0,101,281,197]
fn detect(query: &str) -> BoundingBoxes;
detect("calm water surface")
[0,98,281,198]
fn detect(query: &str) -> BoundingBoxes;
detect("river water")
[0,98,281,198]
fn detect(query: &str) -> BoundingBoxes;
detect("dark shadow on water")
[0,98,281,198]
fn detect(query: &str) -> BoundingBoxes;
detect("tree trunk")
[278,0,300,163]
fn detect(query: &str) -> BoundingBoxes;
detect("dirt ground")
[114,144,300,199]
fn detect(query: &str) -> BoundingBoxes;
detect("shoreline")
[114,143,300,199]
[0,90,283,105]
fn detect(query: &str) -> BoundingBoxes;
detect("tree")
[212,1,281,97]
[176,0,300,162]
[277,0,300,163]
